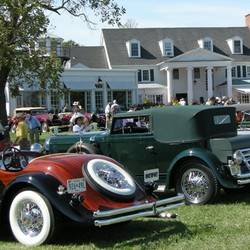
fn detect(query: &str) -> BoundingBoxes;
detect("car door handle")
[145,145,154,151]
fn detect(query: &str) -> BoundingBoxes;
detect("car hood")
[209,134,250,163]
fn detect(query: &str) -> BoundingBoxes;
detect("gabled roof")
[102,27,250,66]
[70,46,109,69]
[167,48,232,62]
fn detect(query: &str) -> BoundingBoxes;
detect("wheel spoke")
[181,168,210,203]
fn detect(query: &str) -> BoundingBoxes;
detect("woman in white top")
[72,115,85,133]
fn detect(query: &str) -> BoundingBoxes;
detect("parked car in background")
[0,147,184,246]
[44,105,250,205]
[10,107,70,132]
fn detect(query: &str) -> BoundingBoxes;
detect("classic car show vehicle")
[44,105,250,205]
[0,146,184,246]
[10,107,70,133]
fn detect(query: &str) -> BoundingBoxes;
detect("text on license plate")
[67,178,86,194]
[144,168,159,183]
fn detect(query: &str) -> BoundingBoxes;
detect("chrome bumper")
[93,194,185,227]
[236,172,250,184]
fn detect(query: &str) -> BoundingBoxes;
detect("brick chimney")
[245,14,250,28]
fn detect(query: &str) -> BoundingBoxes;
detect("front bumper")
[235,173,250,185]
[93,194,185,227]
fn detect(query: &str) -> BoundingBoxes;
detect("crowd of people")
[11,95,238,149]
[169,96,236,106]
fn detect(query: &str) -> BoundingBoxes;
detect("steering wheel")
[2,147,28,171]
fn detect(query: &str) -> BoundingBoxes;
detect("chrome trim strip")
[156,202,186,214]
[155,194,185,206]
[94,211,154,227]
[237,179,250,185]
[236,173,250,179]
[93,202,154,218]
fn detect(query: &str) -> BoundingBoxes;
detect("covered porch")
[160,48,233,104]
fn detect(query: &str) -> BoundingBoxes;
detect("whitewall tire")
[9,190,55,246]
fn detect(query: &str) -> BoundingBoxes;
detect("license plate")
[144,168,159,183]
[67,178,86,194]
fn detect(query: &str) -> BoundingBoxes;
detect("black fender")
[2,173,93,225]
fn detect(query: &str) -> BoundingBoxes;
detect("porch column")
[91,89,96,112]
[132,89,137,104]
[166,67,173,103]
[226,65,233,97]
[207,66,213,98]
[187,66,193,104]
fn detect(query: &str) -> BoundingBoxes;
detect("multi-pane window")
[131,43,139,57]
[146,95,163,104]
[241,94,250,103]
[107,91,112,103]
[138,69,154,82]
[95,91,103,112]
[16,95,22,108]
[234,40,242,54]
[204,40,212,51]
[156,95,163,104]
[86,91,91,112]
[194,68,200,79]
[50,91,60,112]
[127,91,132,108]
[247,66,250,77]
[142,70,150,81]
[164,41,173,56]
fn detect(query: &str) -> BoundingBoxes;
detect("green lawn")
[1,191,250,250]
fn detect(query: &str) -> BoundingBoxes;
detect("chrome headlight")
[44,137,51,151]
[233,150,243,165]
[84,159,136,199]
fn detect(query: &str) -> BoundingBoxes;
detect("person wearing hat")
[15,113,30,150]
[72,114,85,133]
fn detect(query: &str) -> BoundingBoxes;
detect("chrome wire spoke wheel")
[17,200,43,237]
[9,190,54,246]
[181,168,210,204]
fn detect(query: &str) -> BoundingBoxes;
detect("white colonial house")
[6,14,250,114]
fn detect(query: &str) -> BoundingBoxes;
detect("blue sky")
[47,0,250,45]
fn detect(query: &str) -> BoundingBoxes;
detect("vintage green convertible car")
[44,105,250,205]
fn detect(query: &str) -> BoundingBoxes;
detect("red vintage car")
[0,148,184,246]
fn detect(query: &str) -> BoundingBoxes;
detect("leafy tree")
[63,40,80,47]
[0,0,125,124]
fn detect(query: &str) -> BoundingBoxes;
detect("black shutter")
[138,70,141,82]
[243,66,246,78]
[150,69,154,81]
[237,65,241,78]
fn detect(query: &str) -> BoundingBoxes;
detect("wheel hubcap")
[16,200,43,237]
[181,168,210,203]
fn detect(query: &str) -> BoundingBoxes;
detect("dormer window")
[159,38,174,57]
[233,40,242,54]
[198,37,213,51]
[227,36,243,54]
[126,39,141,58]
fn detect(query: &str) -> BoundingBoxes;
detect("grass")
[1,190,250,250]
